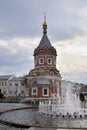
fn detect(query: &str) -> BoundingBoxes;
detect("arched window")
[48,58,52,64]
[43,88,49,96]
[32,87,38,96]
[39,58,44,64]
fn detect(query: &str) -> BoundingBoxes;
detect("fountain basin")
[0,106,87,129]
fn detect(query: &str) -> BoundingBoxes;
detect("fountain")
[39,84,87,128]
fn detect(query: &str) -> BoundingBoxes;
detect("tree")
[0,89,4,98]
[0,92,4,98]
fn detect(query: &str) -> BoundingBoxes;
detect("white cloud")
[54,36,87,77]
[62,72,87,84]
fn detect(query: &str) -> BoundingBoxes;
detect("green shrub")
[0,92,4,98]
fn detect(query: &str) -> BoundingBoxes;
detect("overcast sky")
[0,0,87,84]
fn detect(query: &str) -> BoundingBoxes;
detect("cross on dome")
[43,12,47,34]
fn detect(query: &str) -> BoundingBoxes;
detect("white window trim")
[32,87,38,96]
[47,58,52,64]
[43,88,49,96]
[39,58,44,64]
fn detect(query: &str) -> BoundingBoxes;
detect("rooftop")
[36,77,52,85]
[0,75,15,80]
[37,34,52,49]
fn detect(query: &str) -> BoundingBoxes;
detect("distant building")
[0,75,15,97]
[8,77,25,97]
[80,86,87,101]
[0,75,25,97]
[25,16,61,99]
[61,80,81,95]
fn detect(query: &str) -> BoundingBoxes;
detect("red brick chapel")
[25,16,61,100]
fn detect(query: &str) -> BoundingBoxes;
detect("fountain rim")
[0,106,87,129]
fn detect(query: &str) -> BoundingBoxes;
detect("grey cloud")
[0,43,34,67]
[0,42,34,75]
[50,27,85,42]
[0,0,87,40]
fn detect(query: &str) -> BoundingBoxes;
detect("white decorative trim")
[47,58,52,64]
[39,58,44,64]
[32,87,38,96]
[43,87,49,96]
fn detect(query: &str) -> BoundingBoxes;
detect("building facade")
[25,16,61,99]
[0,75,14,97]
[8,77,25,97]
[0,75,25,97]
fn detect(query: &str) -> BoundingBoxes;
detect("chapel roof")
[0,75,15,80]
[37,34,52,49]
[36,77,52,85]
